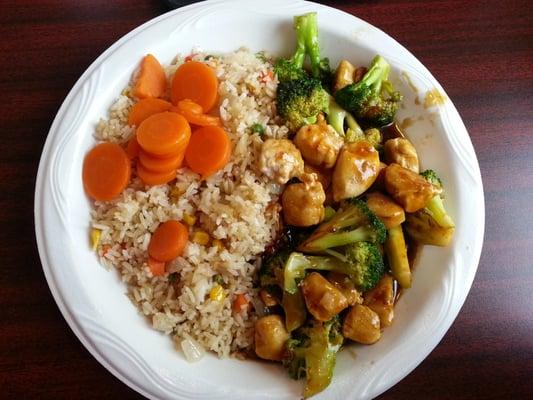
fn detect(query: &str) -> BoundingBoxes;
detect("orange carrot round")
[125,134,141,159]
[83,142,131,201]
[148,220,189,262]
[136,112,191,157]
[139,150,184,173]
[128,98,172,126]
[172,99,221,127]
[185,125,231,178]
[148,256,166,277]
[133,54,167,99]
[171,61,218,112]
[137,163,177,186]
[233,293,250,313]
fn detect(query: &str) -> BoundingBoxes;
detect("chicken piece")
[384,163,440,212]
[363,274,395,328]
[301,272,348,321]
[342,304,381,344]
[254,315,290,361]
[281,173,326,227]
[332,141,380,202]
[383,138,420,173]
[259,138,304,184]
[366,192,406,229]
[333,60,355,92]
[304,164,332,190]
[294,114,344,169]
[327,272,363,306]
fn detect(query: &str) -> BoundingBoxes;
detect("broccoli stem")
[362,55,390,93]
[384,225,411,289]
[291,14,308,68]
[425,195,455,228]
[294,13,321,77]
[301,226,376,252]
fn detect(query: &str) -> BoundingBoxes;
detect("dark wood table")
[2,0,532,398]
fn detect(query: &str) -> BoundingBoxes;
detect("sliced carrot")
[136,112,191,157]
[233,293,249,313]
[148,256,166,277]
[171,61,218,112]
[148,220,189,262]
[128,98,172,126]
[83,142,131,201]
[125,134,141,159]
[137,163,177,186]
[139,150,184,173]
[172,99,221,127]
[185,125,232,179]
[133,54,167,99]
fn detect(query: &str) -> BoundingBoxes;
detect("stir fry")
[254,12,455,398]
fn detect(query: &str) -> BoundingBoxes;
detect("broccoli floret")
[275,13,330,131]
[404,169,455,247]
[277,77,329,131]
[298,198,386,253]
[363,128,382,148]
[343,241,385,291]
[283,317,344,398]
[334,55,402,127]
[283,241,384,293]
[259,248,290,288]
[420,169,455,228]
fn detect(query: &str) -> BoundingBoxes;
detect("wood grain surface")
[1,0,532,398]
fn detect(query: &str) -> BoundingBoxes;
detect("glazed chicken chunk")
[281,173,326,227]
[383,138,420,173]
[259,138,304,184]
[254,315,290,361]
[301,272,349,321]
[332,141,380,202]
[294,115,344,169]
[384,163,439,212]
[342,304,381,345]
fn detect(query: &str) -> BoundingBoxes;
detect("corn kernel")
[183,213,197,226]
[212,239,225,251]
[90,229,102,251]
[192,230,210,246]
[209,284,226,302]
[169,187,183,202]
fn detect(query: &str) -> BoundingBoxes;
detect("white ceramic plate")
[35,0,484,399]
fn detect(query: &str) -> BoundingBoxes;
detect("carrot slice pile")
[172,99,221,127]
[148,220,189,262]
[139,150,184,173]
[133,54,167,99]
[171,61,218,112]
[83,142,131,201]
[128,98,172,126]
[136,112,191,157]
[125,134,141,159]
[185,125,232,179]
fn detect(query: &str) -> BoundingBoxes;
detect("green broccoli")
[334,55,402,127]
[259,248,290,288]
[327,96,364,137]
[405,170,455,246]
[283,317,344,398]
[274,13,330,131]
[283,241,384,293]
[420,170,455,228]
[298,198,386,253]
[277,77,329,131]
